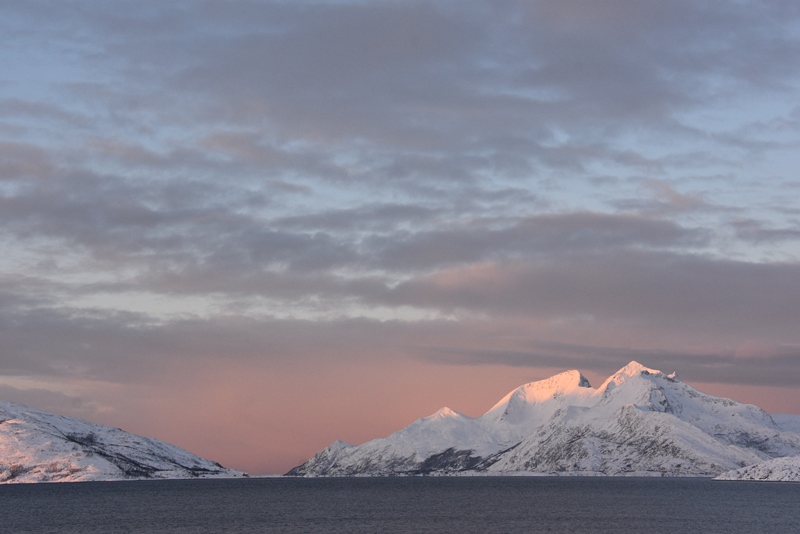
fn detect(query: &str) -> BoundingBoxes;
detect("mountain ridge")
[0,401,243,483]
[287,361,800,478]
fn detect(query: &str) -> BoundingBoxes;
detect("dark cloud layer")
[424,343,800,388]
[387,252,800,338]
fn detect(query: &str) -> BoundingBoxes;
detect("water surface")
[1,476,797,533]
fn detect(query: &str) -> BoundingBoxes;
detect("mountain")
[287,361,800,477]
[0,401,243,483]
[715,454,800,482]
[713,414,800,482]
[772,413,800,434]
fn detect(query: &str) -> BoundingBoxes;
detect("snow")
[484,370,594,421]
[0,401,243,483]
[773,413,800,434]
[289,361,800,478]
[596,361,658,394]
[430,407,463,419]
[715,455,800,482]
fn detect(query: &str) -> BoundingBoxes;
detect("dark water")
[1,477,798,533]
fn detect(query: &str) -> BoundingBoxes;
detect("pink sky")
[30,358,798,475]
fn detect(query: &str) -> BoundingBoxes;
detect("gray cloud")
[1,286,798,391]
[421,342,800,388]
[365,212,706,271]
[7,0,788,183]
[386,250,800,342]
[733,218,800,243]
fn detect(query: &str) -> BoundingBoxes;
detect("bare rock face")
[0,402,243,483]
[288,361,800,478]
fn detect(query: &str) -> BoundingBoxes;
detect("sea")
[1,476,798,533]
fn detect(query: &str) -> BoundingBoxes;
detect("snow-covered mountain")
[713,414,800,482]
[772,413,800,434]
[715,454,800,482]
[287,361,800,477]
[0,401,243,483]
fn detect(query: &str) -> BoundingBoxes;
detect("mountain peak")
[484,369,594,421]
[328,440,353,450]
[528,369,592,392]
[429,407,463,420]
[598,361,662,393]
[516,369,591,394]
[501,369,592,403]
[618,360,658,375]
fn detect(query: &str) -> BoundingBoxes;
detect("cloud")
[422,341,800,387]
[0,141,56,181]
[386,250,800,342]
[613,180,722,216]
[364,212,706,271]
[733,218,800,243]
[12,0,786,182]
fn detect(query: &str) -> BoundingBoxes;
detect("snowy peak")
[597,360,667,394]
[428,407,464,420]
[521,369,592,395]
[486,370,593,416]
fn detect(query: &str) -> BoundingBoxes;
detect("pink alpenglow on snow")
[288,362,800,478]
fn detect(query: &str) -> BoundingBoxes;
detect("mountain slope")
[715,455,800,482]
[0,402,243,483]
[773,413,800,434]
[288,361,800,477]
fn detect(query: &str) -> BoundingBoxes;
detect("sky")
[1,0,800,475]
